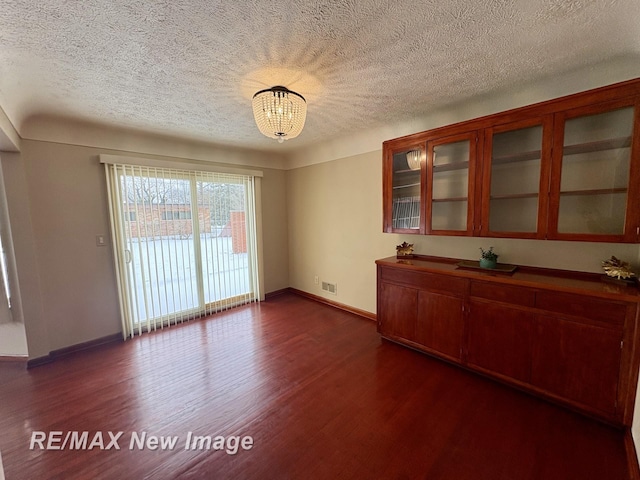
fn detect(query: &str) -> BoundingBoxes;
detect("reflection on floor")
[0,294,633,479]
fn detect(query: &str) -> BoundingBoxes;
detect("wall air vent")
[321,282,337,295]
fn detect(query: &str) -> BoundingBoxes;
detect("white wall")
[286,150,640,314]
[0,323,28,356]
[284,59,640,465]
[287,152,385,310]
[1,151,48,358]
[287,55,640,170]
[20,115,285,170]
[0,105,19,152]
[2,138,289,360]
[2,53,640,460]
[286,60,640,314]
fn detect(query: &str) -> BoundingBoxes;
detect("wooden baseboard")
[626,430,640,480]
[27,333,122,369]
[26,354,53,369]
[288,288,376,322]
[265,288,290,300]
[26,292,372,369]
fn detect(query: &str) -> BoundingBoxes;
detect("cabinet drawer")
[535,291,627,327]
[379,267,466,295]
[470,281,534,307]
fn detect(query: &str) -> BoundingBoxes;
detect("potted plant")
[479,247,498,269]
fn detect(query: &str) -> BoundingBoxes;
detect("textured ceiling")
[1,0,639,152]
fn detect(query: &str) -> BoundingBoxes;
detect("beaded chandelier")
[252,86,307,143]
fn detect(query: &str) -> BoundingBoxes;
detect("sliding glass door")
[105,164,260,337]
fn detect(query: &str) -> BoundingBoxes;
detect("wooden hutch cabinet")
[548,98,640,242]
[379,79,640,425]
[480,116,552,238]
[376,256,640,426]
[383,139,426,234]
[426,132,479,236]
[382,78,640,242]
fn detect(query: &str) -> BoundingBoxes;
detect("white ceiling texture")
[1,0,639,152]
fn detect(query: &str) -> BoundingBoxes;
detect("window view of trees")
[112,169,255,327]
[120,175,246,240]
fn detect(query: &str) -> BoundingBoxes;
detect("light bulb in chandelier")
[252,86,307,142]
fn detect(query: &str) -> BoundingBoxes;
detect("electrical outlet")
[314,275,319,285]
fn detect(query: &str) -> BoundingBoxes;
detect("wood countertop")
[376,255,640,302]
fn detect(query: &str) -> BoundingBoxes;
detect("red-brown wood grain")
[383,77,640,243]
[0,293,635,479]
[376,256,640,426]
[416,289,464,360]
[531,314,623,414]
[547,96,640,243]
[467,298,534,383]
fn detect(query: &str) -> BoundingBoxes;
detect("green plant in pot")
[479,247,498,269]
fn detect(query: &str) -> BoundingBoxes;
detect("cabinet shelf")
[433,161,469,173]
[560,187,628,197]
[563,136,631,156]
[393,183,420,190]
[490,192,539,200]
[384,79,640,241]
[432,197,468,203]
[492,150,542,165]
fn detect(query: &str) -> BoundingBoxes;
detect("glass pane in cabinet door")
[558,107,633,234]
[432,140,469,231]
[489,125,542,232]
[392,149,422,230]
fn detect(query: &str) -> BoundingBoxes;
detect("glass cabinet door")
[482,118,551,238]
[427,133,477,235]
[384,144,425,233]
[550,101,638,241]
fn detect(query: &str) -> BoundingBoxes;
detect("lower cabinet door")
[378,282,417,341]
[531,315,623,414]
[416,290,464,360]
[467,299,533,383]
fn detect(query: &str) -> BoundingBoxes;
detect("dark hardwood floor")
[0,293,634,479]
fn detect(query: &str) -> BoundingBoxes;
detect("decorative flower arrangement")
[602,256,636,281]
[479,247,498,269]
[396,242,414,259]
[479,247,498,262]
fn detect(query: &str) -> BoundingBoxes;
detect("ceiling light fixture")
[252,86,307,143]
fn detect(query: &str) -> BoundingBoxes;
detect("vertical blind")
[104,162,261,338]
